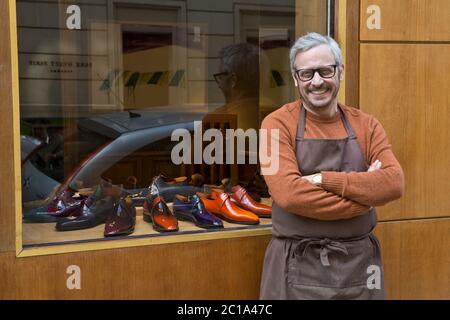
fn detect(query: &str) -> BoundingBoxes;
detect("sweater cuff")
[321,171,347,197]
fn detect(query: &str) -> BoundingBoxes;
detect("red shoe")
[230,185,271,218]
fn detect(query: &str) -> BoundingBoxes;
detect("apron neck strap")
[297,103,356,139]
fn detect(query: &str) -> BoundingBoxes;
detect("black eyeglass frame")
[294,64,338,82]
[213,71,230,83]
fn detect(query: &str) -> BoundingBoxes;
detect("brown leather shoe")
[143,195,179,232]
[230,185,272,218]
[199,190,259,225]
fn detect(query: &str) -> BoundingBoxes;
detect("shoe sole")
[210,211,260,225]
[55,217,106,231]
[255,214,271,219]
[173,209,223,229]
[104,226,135,237]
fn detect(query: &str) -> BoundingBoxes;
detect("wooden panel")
[0,0,19,252]
[344,0,360,107]
[360,0,450,41]
[374,218,450,299]
[0,235,271,299]
[360,44,450,220]
[1,218,448,299]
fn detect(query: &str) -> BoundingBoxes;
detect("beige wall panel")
[375,218,450,299]
[0,236,270,299]
[360,44,450,220]
[360,0,450,41]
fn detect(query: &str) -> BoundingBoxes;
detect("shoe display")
[199,190,260,225]
[55,180,120,231]
[229,185,272,218]
[104,196,136,237]
[23,189,84,223]
[143,194,179,232]
[173,194,223,229]
[25,172,271,241]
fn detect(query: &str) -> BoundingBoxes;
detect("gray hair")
[289,32,343,74]
[219,43,260,96]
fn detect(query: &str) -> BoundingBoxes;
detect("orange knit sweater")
[260,100,405,221]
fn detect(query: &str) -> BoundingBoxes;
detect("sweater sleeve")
[321,116,405,206]
[260,110,370,221]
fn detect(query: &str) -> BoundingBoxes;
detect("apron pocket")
[287,236,382,289]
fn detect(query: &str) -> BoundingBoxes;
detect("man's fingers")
[374,160,382,170]
[368,160,382,172]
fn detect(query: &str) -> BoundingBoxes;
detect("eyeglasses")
[294,65,337,82]
[213,71,230,83]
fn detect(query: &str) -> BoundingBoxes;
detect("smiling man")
[259,33,405,299]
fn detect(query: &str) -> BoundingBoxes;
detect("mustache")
[309,85,329,90]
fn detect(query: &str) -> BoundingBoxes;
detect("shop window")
[16,0,330,253]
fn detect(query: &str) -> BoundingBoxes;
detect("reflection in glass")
[17,0,329,246]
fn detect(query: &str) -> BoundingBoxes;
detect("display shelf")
[21,199,273,253]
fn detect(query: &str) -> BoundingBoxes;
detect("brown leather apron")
[260,104,385,300]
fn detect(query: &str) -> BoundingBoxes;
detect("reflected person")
[212,43,261,131]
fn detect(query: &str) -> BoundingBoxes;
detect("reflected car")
[22,109,206,222]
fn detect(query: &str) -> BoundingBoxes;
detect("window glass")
[18,0,329,247]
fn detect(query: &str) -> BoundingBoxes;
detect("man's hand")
[301,173,322,186]
[301,160,382,186]
[368,159,382,172]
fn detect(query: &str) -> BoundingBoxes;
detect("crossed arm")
[312,118,405,207]
[260,115,404,221]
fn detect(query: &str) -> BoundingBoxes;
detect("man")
[259,32,404,299]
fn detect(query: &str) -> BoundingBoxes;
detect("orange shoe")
[230,185,272,218]
[143,195,179,232]
[199,190,259,225]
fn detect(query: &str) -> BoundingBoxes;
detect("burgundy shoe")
[104,196,136,237]
[55,180,120,231]
[230,185,272,218]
